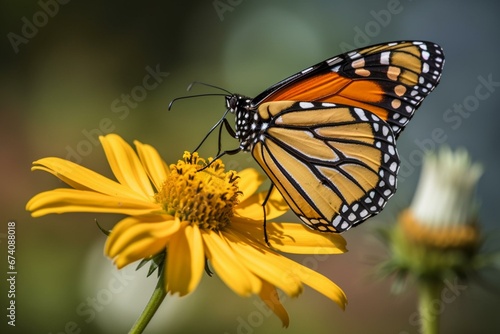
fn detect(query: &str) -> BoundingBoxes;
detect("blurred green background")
[1,0,499,333]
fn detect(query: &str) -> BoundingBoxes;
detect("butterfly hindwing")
[251,101,399,232]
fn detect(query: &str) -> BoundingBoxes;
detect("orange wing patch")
[261,73,388,121]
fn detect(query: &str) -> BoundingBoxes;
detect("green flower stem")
[129,270,167,334]
[417,279,443,334]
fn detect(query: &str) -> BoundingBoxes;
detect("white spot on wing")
[301,67,314,74]
[354,108,368,121]
[332,215,342,227]
[380,51,390,65]
[299,102,314,109]
[423,63,430,73]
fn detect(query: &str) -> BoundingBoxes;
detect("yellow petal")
[201,230,261,296]
[230,217,266,243]
[259,280,289,328]
[134,140,170,192]
[105,215,147,255]
[166,223,205,296]
[235,188,289,220]
[100,134,154,198]
[287,261,347,310]
[105,215,180,268]
[106,215,178,257]
[223,229,303,297]
[226,226,347,309]
[237,168,265,203]
[31,158,146,201]
[26,188,162,217]
[231,218,347,254]
[267,222,347,254]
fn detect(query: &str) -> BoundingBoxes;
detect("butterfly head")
[225,94,251,113]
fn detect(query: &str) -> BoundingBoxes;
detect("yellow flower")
[27,134,347,327]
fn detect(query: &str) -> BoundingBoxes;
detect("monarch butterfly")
[173,41,444,233]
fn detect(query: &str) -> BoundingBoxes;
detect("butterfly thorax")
[226,94,261,152]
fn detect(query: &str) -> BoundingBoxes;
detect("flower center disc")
[156,152,240,230]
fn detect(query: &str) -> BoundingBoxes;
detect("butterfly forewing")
[254,41,444,137]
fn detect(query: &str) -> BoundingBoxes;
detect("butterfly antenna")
[187,81,233,95]
[168,93,227,110]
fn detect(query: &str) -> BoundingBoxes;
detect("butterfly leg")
[217,118,236,155]
[261,183,275,246]
[198,146,242,171]
[192,108,231,153]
